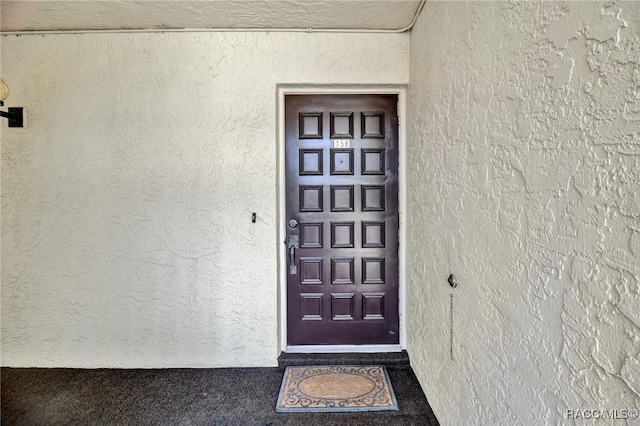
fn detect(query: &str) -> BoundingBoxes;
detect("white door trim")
[276,84,408,353]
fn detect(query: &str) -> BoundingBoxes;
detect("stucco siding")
[408,1,640,423]
[1,31,409,368]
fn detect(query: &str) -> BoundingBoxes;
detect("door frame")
[276,85,407,353]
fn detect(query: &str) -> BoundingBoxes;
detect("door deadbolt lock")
[288,219,298,228]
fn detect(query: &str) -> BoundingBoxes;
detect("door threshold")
[278,349,410,368]
[286,344,402,354]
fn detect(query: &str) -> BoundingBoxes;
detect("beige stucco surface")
[1,31,409,367]
[0,0,422,32]
[408,1,639,424]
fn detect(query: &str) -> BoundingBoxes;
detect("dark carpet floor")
[1,363,439,426]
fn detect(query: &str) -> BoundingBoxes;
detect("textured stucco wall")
[408,1,639,424]
[1,31,409,367]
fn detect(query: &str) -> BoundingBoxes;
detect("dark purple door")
[285,94,399,345]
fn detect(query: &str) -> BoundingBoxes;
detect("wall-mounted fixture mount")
[0,79,24,128]
[1,105,24,127]
[448,274,458,288]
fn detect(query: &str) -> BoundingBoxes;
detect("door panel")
[285,94,399,346]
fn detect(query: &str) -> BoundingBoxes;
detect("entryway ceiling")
[0,0,424,33]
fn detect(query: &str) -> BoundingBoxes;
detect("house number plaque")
[333,139,351,148]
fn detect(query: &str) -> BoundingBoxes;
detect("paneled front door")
[285,94,399,346]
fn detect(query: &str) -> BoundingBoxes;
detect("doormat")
[275,365,398,413]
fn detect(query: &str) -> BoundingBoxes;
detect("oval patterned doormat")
[275,365,398,413]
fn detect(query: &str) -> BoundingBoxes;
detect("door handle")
[288,235,299,275]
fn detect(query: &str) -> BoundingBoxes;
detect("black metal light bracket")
[0,101,24,127]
